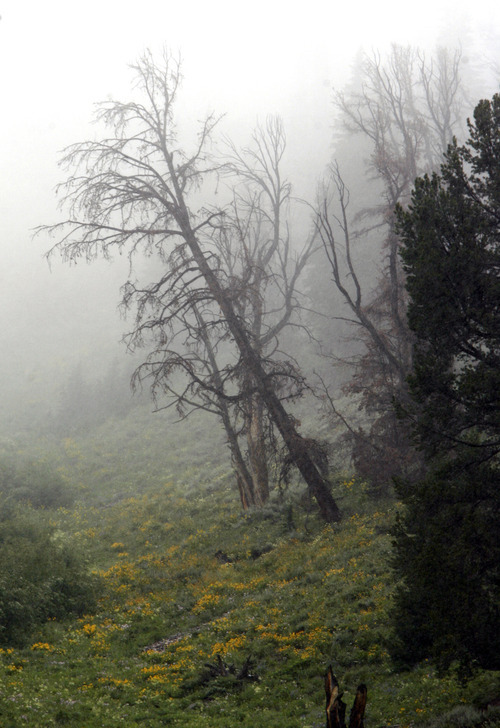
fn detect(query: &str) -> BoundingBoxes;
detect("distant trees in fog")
[52,360,135,435]
[313,45,467,492]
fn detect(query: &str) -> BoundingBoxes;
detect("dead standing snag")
[325,666,367,728]
[325,668,346,728]
[40,50,341,523]
[317,46,465,492]
[349,683,367,728]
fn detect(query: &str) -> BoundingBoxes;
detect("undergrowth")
[0,406,498,727]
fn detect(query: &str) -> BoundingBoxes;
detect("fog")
[0,0,499,432]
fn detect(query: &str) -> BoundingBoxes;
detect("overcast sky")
[1,0,498,234]
[0,0,498,411]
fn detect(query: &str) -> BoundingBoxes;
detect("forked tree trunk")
[325,667,367,728]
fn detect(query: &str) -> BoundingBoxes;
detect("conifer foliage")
[393,95,500,673]
[398,95,500,458]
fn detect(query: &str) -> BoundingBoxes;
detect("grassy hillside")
[0,406,499,727]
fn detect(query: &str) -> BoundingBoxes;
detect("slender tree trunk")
[233,452,256,510]
[245,393,269,507]
[194,304,257,510]
[222,407,256,509]
[236,472,251,510]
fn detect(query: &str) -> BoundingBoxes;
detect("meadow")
[0,405,499,727]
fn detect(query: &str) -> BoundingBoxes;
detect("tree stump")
[325,666,367,728]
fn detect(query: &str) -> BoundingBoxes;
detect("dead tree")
[325,667,367,728]
[126,118,316,510]
[316,45,466,492]
[40,50,341,523]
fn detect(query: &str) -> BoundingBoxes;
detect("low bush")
[0,511,99,646]
[0,455,74,509]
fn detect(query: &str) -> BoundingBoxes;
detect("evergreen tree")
[393,94,500,673]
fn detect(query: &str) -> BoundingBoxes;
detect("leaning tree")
[126,117,315,509]
[40,50,341,523]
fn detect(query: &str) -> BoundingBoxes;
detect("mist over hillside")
[0,0,497,438]
[0,4,499,725]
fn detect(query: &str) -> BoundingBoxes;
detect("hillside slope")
[0,408,499,727]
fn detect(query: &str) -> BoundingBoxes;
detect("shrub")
[0,511,99,646]
[0,456,74,509]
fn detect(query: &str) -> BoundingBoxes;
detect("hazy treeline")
[0,33,495,437]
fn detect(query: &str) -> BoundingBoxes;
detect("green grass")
[0,406,498,727]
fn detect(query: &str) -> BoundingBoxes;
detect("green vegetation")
[0,53,498,728]
[0,407,498,727]
[0,508,99,648]
[394,94,500,674]
[0,456,75,509]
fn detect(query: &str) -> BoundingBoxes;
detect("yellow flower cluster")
[323,566,345,582]
[174,642,195,654]
[98,676,131,687]
[76,620,113,653]
[124,595,157,617]
[228,576,266,591]
[191,592,221,613]
[141,665,168,677]
[140,657,194,687]
[210,634,247,657]
[30,642,54,652]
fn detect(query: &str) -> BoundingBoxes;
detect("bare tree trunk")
[194,305,258,510]
[234,460,255,510]
[222,411,256,509]
[245,393,269,507]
